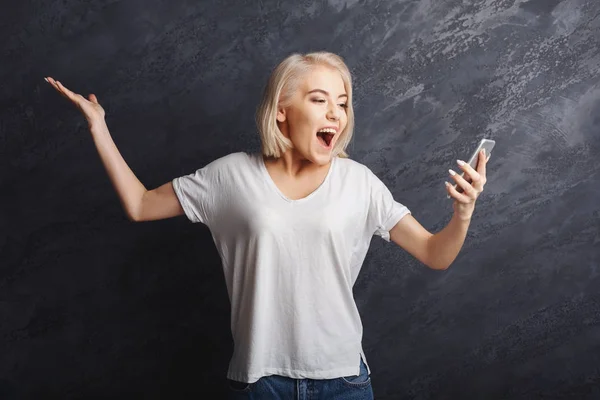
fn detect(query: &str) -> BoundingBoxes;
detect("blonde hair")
[256,51,354,159]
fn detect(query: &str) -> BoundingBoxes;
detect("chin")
[294,141,335,165]
[309,150,333,165]
[315,157,331,166]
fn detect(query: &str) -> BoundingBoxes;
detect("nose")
[327,105,340,121]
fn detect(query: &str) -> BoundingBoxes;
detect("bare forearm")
[427,213,471,270]
[89,120,147,220]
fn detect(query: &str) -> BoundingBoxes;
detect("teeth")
[317,128,336,134]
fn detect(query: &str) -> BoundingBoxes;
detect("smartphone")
[447,138,495,198]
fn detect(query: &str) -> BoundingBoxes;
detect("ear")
[276,106,286,123]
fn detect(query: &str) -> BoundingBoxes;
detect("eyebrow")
[307,89,348,99]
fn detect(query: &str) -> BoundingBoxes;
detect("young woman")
[46,51,489,399]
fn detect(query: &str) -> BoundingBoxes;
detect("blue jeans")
[227,357,374,399]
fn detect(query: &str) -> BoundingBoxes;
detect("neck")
[264,151,331,178]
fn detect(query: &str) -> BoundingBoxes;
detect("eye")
[312,98,347,109]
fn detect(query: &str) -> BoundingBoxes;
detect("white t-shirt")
[172,152,411,383]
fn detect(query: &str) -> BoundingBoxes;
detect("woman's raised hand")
[45,77,106,127]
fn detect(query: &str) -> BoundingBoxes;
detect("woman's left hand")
[445,149,490,221]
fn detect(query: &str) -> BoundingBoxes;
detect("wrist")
[452,212,472,223]
[88,118,107,131]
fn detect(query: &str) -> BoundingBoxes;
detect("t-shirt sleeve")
[367,169,411,242]
[172,164,218,225]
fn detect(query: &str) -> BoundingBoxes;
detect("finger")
[449,169,477,198]
[477,149,487,180]
[89,94,98,103]
[47,78,72,97]
[456,159,482,186]
[473,151,488,190]
[46,76,60,89]
[45,77,63,94]
[46,77,72,100]
[55,80,77,99]
[52,79,84,105]
[445,181,471,203]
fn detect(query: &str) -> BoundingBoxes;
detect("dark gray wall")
[2,0,599,398]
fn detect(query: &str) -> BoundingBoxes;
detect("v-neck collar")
[258,154,336,204]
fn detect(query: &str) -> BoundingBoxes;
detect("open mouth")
[316,130,335,148]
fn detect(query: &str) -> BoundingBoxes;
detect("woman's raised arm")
[45,77,184,222]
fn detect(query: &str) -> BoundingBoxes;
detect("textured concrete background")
[2,0,599,398]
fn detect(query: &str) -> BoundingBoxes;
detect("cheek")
[340,114,349,129]
[287,115,316,141]
[286,108,311,129]
[293,127,315,143]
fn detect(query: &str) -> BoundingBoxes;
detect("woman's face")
[277,65,348,165]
